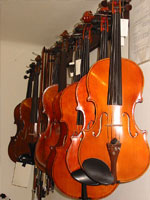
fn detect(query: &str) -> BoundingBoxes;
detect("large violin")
[78,0,150,184]
[8,63,35,163]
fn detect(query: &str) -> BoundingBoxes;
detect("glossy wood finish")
[76,75,95,130]
[35,85,60,172]
[9,98,37,161]
[45,89,68,177]
[53,82,118,199]
[66,75,95,173]
[8,103,24,162]
[52,83,82,198]
[79,58,150,183]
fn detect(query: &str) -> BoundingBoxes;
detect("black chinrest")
[18,154,34,166]
[82,158,114,185]
[71,168,99,186]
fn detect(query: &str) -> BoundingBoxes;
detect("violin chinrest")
[71,168,99,186]
[82,158,114,185]
[18,154,34,166]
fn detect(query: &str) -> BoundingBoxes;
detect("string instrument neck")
[107,1,122,106]
[30,57,41,124]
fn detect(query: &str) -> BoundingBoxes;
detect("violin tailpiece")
[107,139,121,183]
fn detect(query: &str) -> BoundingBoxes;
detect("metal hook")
[30,59,35,62]
[32,52,39,56]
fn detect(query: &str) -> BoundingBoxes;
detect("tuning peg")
[24,75,29,79]
[26,69,32,74]
[30,59,35,62]
[100,0,108,8]
[124,4,132,11]
[125,0,132,3]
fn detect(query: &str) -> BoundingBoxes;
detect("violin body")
[79,58,150,183]
[66,75,95,173]
[9,98,37,163]
[52,82,118,199]
[76,75,95,129]
[8,103,24,162]
[46,89,67,177]
[52,83,82,198]
[35,85,60,172]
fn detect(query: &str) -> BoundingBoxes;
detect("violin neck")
[58,39,68,92]
[99,29,108,60]
[107,7,122,105]
[30,62,40,124]
[81,30,90,78]
[26,64,35,98]
[49,54,55,86]
[52,51,60,85]
[26,73,33,99]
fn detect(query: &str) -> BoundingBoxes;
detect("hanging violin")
[66,8,118,199]
[52,11,117,199]
[34,47,57,172]
[78,0,150,184]
[35,31,69,175]
[45,31,71,178]
[10,56,41,165]
[8,63,35,163]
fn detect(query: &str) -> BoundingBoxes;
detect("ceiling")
[0,0,101,47]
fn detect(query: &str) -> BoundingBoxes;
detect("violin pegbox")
[81,11,94,24]
[0,194,11,200]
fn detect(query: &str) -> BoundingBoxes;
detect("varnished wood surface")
[52,82,118,199]
[35,85,60,172]
[79,58,150,183]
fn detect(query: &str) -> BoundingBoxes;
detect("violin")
[34,47,56,172]
[51,39,84,198]
[45,32,70,178]
[52,11,116,199]
[10,56,41,165]
[35,31,69,175]
[32,47,55,199]
[8,63,35,163]
[66,8,118,198]
[78,0,150,184]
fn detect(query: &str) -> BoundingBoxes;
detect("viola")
[8,63,35,163]
[78,0,150,184]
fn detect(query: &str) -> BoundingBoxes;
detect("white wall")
[0,1,150,200]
